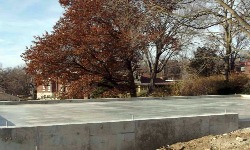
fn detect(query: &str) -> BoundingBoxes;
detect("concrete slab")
[0,96,249,127]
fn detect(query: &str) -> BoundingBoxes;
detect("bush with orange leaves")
[170,74,249,96]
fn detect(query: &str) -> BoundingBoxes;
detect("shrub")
[151,86,172,97]
[242,82,250,94]
[170,74,249,96]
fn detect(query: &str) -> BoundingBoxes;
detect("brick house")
[237,60,250,78]
[36,81,66,99]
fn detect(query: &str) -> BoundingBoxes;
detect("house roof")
[138,76,172,86]
[239,60,250,66]
[0,92,20,101]
[140,76,165,83]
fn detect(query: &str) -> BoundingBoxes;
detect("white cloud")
[0,39,5,43]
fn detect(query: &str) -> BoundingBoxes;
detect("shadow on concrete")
[0,115,15,126]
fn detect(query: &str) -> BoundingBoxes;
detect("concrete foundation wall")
[0,114,238,150]
[239,119,250,129]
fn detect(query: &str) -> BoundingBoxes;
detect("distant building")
[237,60,250,78]
[135,75,174,95]
[36,81,65,99]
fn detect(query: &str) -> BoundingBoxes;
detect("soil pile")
[159,128,250,150]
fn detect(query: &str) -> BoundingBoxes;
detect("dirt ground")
[159,128,250,150]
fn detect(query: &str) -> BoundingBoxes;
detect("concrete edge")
[0,94,244,105]
[0,113,238,128]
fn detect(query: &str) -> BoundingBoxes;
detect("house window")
[48,85,51,92]
[241,67,245,72]
[42,86,46,91]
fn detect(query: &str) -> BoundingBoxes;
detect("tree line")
[20,0,250,98]
[0,66,31,97]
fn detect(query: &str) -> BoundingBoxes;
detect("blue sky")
[0,0,64,68]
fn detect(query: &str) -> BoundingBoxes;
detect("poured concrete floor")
[0,96,250,127]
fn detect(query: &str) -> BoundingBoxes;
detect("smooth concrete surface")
[0,114,238,150]
[0,96,249,127]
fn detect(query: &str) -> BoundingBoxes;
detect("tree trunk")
[223,11,232,83]
[147,58,159,95]
[128,70,137,97]
[230,56,235,71]
[147,72,156,95]
[224,55,230,82]
[147,45,161,96]
[126,60,137,97]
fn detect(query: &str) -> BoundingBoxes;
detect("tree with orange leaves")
[22,0,144,98]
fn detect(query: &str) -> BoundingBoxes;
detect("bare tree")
[214,0,250,37]
[197,0,250,81]
[0,66,32,97]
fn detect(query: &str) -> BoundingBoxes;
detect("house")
[36,81,65,99]
[237,60,250,77]
[36,62,180,99]
[135,75,174,95]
